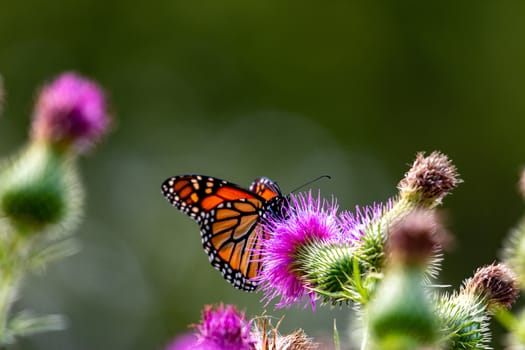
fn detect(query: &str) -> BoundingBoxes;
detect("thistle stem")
[0,234,26,344]
[0,271,16,344]
[360,324,369,350]
[494,308,525,343]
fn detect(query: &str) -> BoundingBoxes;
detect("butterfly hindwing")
[161,175,283,291]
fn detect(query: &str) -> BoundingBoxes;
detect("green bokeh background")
[1,1,525,349]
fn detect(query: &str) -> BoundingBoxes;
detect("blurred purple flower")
[165,333,198,350]
[31,72,110,153]
[258,191,341,309]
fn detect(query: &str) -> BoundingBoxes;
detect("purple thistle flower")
[165,333,199,350]
[164,304,254,350]
[31,72,110,153]
[257,191,341,310]
[194,304,255,350]
[338,200,392,244]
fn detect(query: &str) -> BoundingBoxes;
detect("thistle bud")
[464,263,518,313]
[0,144,82,235]
[434,291,491,350]
[0,72,110,235]
[435,263,518,349]
[387,210,448,269]
[398,151,461,208]
[367,211,445,349]
[379,152,461,253]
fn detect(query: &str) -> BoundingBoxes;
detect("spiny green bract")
[434,292,491,350]
[0,144,82,236]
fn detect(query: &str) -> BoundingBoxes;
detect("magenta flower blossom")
[165,333,198,350]
[193,304,255,350]
[257,191,341,310]
[338,200,392,243]
[164,304,254,350]
[31,72,110,153]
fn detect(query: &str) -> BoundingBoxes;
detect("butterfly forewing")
[161,175,284,291]
[250,177,282,201]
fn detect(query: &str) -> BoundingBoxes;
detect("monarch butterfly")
[161,175,287,291]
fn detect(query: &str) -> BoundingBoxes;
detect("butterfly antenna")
[290,175,331,193]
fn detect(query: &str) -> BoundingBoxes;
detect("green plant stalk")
[494,308,525,343]
[0,283,9,336]
[360,323,369,350]
[0,235,25,344]
[368,266,436,349]
[0,233,72,344]
[0,271,16,344]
